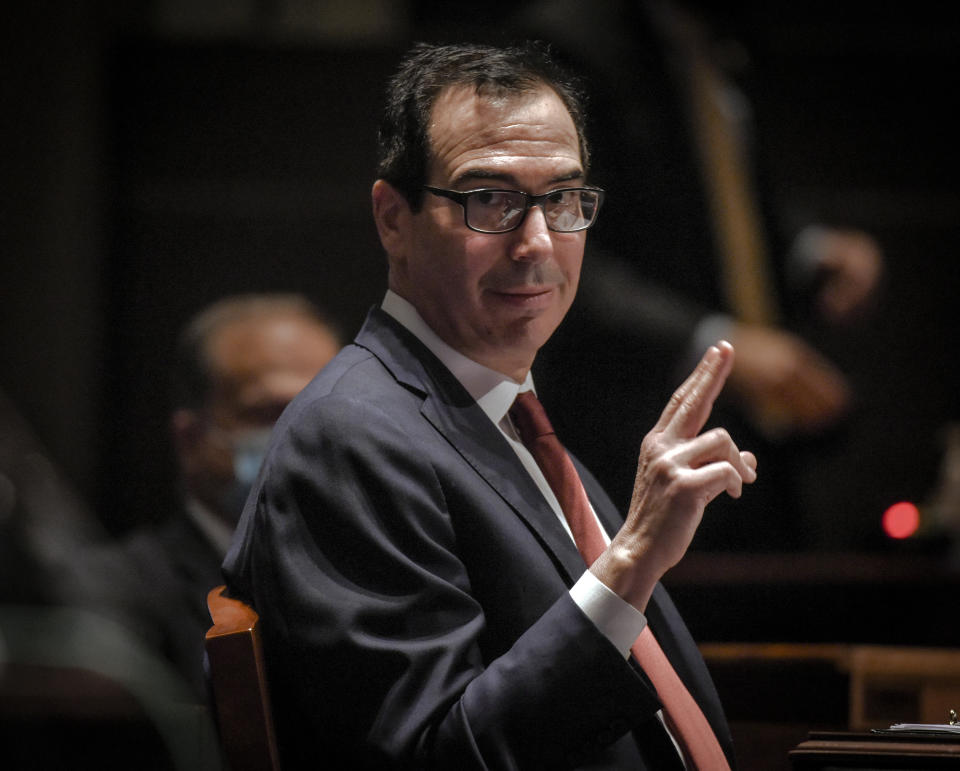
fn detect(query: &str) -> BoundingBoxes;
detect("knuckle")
[640,432,667,457]
[667,390,686,411]
[648,454,680,484]
[708,427,731,444]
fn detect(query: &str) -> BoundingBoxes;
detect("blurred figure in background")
[0,389,217,770]
[123,293,341,698]
[0,389,137,613]
[504,0,886,550]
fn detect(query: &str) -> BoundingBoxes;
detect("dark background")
[3,2,958,566]
[2,12,960,768]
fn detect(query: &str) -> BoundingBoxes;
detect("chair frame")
[205,584,281,771]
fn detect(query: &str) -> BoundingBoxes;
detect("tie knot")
[509,390,555,446]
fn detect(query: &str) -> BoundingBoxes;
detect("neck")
[382,288,535,383]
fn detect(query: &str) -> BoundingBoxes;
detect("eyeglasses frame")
[422,185,605,234]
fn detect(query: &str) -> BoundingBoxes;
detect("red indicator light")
[882,501,920,539]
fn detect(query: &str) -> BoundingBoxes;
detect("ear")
[371,179,411,262]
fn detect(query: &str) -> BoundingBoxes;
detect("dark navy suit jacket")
[223,307,734,769]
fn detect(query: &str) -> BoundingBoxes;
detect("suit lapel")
[355,308,587,585]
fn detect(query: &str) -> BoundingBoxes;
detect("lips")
[494,285,552,297]
[486,285,556,308]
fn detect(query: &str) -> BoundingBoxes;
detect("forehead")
[207,314,332,379]
[426,83,582,185]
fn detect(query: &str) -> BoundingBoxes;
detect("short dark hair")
[376,41,591,208]
[170,293,339,411]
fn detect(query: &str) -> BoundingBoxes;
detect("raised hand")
[590,342,757,611]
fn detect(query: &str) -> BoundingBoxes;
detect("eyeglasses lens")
[465,189,599,232]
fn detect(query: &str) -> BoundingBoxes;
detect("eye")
[473,190,504,207]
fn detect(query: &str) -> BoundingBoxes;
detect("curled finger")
[669,427,758,485]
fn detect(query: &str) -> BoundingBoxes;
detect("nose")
[508,204,552,263]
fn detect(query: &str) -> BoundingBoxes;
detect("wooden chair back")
[205,584,281,771]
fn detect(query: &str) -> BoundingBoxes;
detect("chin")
[500,317,557,354]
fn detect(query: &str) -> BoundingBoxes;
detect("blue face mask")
[217,427,274,524]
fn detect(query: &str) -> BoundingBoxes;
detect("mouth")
[486,285,556,308]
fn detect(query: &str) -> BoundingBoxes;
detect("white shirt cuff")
[569,570,647,658]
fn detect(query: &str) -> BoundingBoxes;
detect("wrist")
[589,540,659,614]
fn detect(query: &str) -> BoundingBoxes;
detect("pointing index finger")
[656,341,735,439]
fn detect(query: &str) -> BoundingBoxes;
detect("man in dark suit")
[124,293,341,698]
[224,42,757,768]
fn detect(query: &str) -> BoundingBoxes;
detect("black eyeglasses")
[422,186,605,234]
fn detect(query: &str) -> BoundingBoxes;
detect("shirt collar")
[381,290,534,425]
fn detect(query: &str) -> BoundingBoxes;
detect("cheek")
[436,235,498,300]
[463,233,508,279]
[557,238,585,288]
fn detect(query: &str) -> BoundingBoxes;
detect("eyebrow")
[450,168,585,189]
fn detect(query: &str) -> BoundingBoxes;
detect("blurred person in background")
[123,293,341,698]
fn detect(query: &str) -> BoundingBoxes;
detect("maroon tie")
[509,391,730,770]
[509,391,606,566]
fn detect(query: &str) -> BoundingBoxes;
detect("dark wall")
[2,2,115,504]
